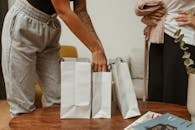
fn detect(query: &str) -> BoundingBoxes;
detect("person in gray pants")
[2,0,107,116]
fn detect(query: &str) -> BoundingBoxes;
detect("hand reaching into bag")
[92,50,108,72]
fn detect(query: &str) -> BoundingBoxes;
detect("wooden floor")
[0,100,11,130]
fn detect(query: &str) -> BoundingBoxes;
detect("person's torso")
[164,0,195,45]
[26,0,74,15]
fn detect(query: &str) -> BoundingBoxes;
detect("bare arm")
[51,0,107,71]
[73,0,103,48]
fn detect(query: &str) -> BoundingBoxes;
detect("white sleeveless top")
[164,0,195,45]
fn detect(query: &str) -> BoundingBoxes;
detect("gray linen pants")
[1,0,61,115]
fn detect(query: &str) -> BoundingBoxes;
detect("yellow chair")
[35,45,78,108]
[59,45,78,58]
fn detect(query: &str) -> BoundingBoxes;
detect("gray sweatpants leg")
[1,0,61,115]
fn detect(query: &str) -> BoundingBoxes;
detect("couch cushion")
[129,48,147,99]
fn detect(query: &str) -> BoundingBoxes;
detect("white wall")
[59,0,145,59]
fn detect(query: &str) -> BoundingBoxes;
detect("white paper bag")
[92,72,112,118]
[110,57,140,119]
[60,58,91,119]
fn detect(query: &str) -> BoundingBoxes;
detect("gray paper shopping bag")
[92,72,112,118]
[60,58,91,119]
[110,57,140,119]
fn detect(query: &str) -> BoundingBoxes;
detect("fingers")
[92,50,108,72]
[175,15,189,22]
[92,63,98,72]
[175,10,193,26]
[177,21,191,26]
[92,63,107,72]
[101,65,107,72]
[98,65,102,72]
[177,10,190,15]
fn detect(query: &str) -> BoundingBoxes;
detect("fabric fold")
[135,0,167,44]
